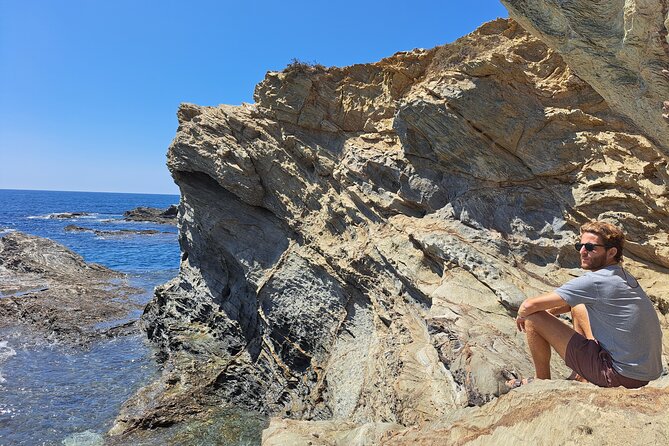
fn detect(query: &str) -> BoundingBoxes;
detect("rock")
[0,232,144,345]
[64,225,164,236]
[263,378,669,445]
[500,0,669,156]
[123,205,178,224]
[47,212,91,219]
[113,15,669,443]
[263,418,402,446]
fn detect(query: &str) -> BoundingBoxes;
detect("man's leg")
[568,304,593,382]
[524,311,577,379]
[571,304,593,340]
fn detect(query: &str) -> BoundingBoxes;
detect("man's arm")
[515,292,569,332]
[518,292,568,318]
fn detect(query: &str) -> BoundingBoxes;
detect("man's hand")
[516,316,527,332]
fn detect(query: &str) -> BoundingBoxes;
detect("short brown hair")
[580,221,625,262]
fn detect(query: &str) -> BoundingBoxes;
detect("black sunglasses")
[574,242,609,252]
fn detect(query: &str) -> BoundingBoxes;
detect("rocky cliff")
[112,2,669,442]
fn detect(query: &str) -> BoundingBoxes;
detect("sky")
[0,1,508,195]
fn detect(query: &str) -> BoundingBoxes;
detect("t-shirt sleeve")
[554,273,599,307]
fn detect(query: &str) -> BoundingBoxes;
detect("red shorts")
[565,333,648,389]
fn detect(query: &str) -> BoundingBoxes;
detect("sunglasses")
[574,242,609,252]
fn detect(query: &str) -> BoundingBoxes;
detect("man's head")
[577,221,625,270]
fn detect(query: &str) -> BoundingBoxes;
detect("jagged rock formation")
[263,377,669,445]
[64,225,166,236]
[123,205,178,224]
[0,232,143,345]
[501,0,669,156]
[112,7,669,443]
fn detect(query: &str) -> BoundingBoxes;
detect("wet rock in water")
[113,3,669,442]
[64,225,164,236]
[0,231,144,345]
[123,205,178,224]
[47,212,91,219]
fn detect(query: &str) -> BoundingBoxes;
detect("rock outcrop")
[64,225,166,236]
[501,0,669,156]
[263,377,669,445]
[112,4,669,442]
[123,206,178,224]
[0,232,143,345]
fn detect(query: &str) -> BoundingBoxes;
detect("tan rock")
[113,15,669,444]
[501,0,669,156]
[264,378,669,445]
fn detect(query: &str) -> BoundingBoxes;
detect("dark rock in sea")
[64,225,164,236]
[48,212,91,219]
[0,231,145,346]
[123,205,178,224]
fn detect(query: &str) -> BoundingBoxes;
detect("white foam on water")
[27,212,103,220]
[0,228,16,235]
[0,340,17,384]
[62,430,105,446]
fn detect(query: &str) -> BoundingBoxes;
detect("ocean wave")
[0,340,17,384]
[27,212,103,220]
[62,430,104,446]
[0,228,16,235]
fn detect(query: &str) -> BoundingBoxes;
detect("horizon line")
[0,187,180,197]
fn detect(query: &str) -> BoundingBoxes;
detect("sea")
[0,189,264,445]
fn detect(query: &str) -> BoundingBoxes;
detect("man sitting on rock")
[508,221,663,389]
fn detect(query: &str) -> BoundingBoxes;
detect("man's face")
[579,232,612,270]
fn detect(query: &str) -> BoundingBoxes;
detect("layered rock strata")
[263,377,669,445]
[113,12,669,441]
[501,0,669,155]
[124,205,178,224]
[0,232,143,345]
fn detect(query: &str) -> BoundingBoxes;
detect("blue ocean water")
[0,189,181,445]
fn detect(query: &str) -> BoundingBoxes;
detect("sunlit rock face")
[112,15,668,440]
[500,0,669,156]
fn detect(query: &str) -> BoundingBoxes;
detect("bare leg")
[526,318,553,379]
[524,311,577,380]
[571,304,593,340]
[567,305,593,382]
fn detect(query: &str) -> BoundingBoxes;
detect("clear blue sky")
[0,1,508,195]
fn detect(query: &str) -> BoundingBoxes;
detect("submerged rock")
[123,206,178,224]
[113,6,669,443]
[0,232,144,345]
[47,212,91,219]
[64,225,165,236]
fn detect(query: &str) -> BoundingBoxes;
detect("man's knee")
[524,311,560,337]
[524,311,576,358]
[524,312,546,334]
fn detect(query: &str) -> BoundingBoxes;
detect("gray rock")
[0,232,144,345]
[64,225,164,236]
[47,212,91,219]
[123,205,178,224]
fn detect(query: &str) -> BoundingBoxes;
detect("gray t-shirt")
[555,264,663,381]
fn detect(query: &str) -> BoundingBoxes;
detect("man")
[508,221,663,389]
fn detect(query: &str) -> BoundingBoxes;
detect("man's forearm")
[518,292,568,318]
[548,303,572,315]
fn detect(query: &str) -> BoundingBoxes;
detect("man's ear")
[607,246,618,262]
